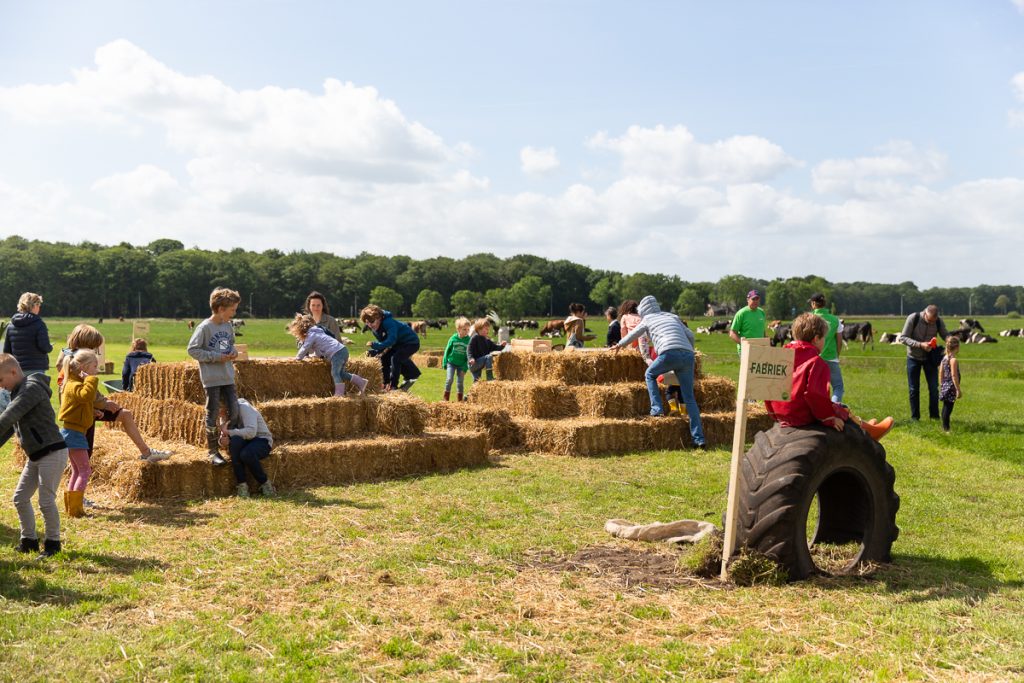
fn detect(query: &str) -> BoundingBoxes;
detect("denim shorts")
[60,428,90,450]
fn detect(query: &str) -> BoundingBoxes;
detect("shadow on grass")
[813,552,1024,603]
[276,490,383,509]
[100,504,221,528]
[1,521,167,604]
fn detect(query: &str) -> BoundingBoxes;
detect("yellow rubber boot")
[66,490,86,518]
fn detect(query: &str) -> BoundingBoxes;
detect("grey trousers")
[13,448,69,541]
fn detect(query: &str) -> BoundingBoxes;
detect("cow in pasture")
[230,319,245,337]
[769,323,793,348]
[410,320,428,337]
[708,319,731,333]
[706,303,737,317]
[879,332,900,344]
[340,318,359,329]
[841,321,874,350]
[966,332,997,344]
[960,318,985,333]
[999,328,1024,337]
[426,319,444,330]
[696,326,711,334]
[540,319,564,337]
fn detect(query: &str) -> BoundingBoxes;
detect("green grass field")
[2,315,1023,679]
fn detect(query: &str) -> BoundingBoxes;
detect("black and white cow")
[841,321,874,350]
[960,318,985,333]
[999,329,1024,337]
[708,319,731,333]
[879,332,900,344]
[769,323,793,347]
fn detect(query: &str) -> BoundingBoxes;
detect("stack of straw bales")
[92,429,487,501]
[93,357,483,499]
[423,348,760,456]
[411,349,444,368]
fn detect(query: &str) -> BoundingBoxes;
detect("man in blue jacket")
[360,305,421,391]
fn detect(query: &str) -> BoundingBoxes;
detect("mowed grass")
[0,315,1023,679]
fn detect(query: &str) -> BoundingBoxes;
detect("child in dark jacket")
[468,318,506,382]
[0,353,68,558]
[765,313,893,441]
[361,305,421,391]
[122,338,155,391]
[1,292,52,414]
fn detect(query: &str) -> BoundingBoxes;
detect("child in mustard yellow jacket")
[58,349,101,517]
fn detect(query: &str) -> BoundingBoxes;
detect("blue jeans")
[229,436,272,485]
[470,355,494,381]
[205,384,239,451]
[646,348,704,446]
[330,346,351,383]
[825,359,844,403]
[907,356,939,420]
[444,365,466,393]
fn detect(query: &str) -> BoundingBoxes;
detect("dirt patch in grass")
[528,544,706,590]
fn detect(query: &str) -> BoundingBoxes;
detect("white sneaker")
[143,449,172,462]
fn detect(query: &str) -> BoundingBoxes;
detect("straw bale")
[467,381,576,419]
[693,376,737,413]
[412,353,442,368]
[569,383,651,419]
[134,357,383,402]
[426,402,523,450]
[109,391,207,447]
[90,428,487,501]
[686,406,776,448]
[257,397,370,440]
[368,392,428,436]
[514,417,688,457]
[493,350,649,384]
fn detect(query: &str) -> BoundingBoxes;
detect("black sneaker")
[208,452,227,466]
[37,539,61,559]
[17,537,39,553]
[397,379,417,392]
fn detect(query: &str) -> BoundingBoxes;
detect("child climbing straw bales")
[765,313,893,441]
[288,313,367,397]
[441,317,471,401]
[187,287,241,466]
[468,318,506,384]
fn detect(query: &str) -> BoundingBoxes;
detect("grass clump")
[728,548,788,586]
[677,529,723,578]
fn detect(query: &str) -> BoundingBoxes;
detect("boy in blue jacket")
[360,305,421,391]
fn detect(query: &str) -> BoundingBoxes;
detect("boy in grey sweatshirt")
[0,353,69,557]
[187,287,241,465]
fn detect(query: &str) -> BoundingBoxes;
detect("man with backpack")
[898,304,949,421]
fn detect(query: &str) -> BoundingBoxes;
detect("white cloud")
[1010,72,1024,126]
[1,42,1023,286]
[520,146,560,174]
[811,141,947,198]
[587,124,799,184]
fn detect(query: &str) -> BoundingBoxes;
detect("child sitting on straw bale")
[361,305,421,392]
[289,313,367,397]
[468,318,507,383]
[121,338,155,392]
[217,399,275,498]
[188,287,242,466]
[441,317,471,401]
[58,325,171,480]
[613,295,706,449]
[766,313,894,441]
[0,353,69,558]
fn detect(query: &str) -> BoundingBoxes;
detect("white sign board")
[132,321,150,340]
[721,338,794,580]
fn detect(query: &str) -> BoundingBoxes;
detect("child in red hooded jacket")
[766,313,893,441]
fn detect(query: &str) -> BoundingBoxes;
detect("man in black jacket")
[898,304,949,421]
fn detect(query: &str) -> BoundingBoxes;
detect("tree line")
[1,235,1021,320]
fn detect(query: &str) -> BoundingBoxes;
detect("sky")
[1,1,1023,288]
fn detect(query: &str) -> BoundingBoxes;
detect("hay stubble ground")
[1,316,1023,680]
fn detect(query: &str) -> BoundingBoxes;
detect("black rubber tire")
[734,422,899,580]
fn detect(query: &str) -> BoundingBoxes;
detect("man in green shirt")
[809,293,844,403]
[729,289,767,352]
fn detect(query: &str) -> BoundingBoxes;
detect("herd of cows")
[694,316,1018,348]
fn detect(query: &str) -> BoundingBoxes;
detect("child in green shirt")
[442,317,471,401]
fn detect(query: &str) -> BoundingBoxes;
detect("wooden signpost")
[131,320,151,341]
[721,337,795,580]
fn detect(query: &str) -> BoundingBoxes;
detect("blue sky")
[2,1,1023,286]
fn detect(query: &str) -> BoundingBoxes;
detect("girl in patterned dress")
[939,336,962,432]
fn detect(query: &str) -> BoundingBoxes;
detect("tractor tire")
[734,422,899,580]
